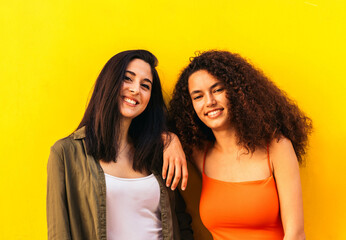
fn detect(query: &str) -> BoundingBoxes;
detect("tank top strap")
[267,144,273,176]
[203,144,209,174]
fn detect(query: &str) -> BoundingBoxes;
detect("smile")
[123,97,138,105]
[205,109,223,118]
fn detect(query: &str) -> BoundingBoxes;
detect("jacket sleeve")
[46,145,72,240]
[175,189,194,240]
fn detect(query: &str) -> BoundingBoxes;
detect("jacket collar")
[73,126,86,140]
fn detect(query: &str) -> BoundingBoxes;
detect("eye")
[141,83,151,90]
[213,87,224,93]
[124,76,132,82]
[192,95,202,100]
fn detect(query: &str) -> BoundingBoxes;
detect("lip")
[122,96,139,106]
[204,108,224,118]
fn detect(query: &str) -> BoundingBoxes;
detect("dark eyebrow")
[126,70,136,76]
[190,82,223,95]
[125,70,153,85]
[210,82,223,89]
[190,89,202,95]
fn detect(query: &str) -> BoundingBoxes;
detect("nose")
[206,93,216,107]
[129,83,140,95]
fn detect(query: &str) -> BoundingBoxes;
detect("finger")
[171,163,181,190]
[165,159,175,187]
[162,156,169,180]
[180,162,188,191]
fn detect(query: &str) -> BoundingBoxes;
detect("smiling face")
[119,58,153,120]
[188,70,231,131]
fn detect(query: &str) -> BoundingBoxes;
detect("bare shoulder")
[270,137,298,168]
[270,137,294,152]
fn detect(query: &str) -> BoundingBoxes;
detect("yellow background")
[1,0,345,239]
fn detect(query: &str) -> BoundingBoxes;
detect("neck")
[212,127,240,153]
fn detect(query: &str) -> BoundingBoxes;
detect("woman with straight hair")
[169,50,312,240]
[47,50,193,240]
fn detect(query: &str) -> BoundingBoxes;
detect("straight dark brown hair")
[78,50,167,172]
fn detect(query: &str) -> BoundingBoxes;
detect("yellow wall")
[1,0,345,239]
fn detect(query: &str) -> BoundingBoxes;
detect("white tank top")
[104,173,162,240]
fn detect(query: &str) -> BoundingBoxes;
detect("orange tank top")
[199,146,284,240]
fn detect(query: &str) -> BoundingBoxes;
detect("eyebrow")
[125,70,153,85]
[190,82,223,95]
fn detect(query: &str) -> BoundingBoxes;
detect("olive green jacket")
[47,127,193,240]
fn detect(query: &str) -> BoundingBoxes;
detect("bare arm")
[271,138,306,240]
[162,132,188,191]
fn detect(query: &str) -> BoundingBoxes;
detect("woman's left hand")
[162,132,188,191]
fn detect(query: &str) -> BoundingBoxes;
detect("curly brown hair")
[169,50,312,163]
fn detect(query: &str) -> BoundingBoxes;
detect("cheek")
[121,81,128,90]
[221,93,230,105]
[192,101,202,112]
[143,91,151,105]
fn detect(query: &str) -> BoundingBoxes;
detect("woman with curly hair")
[169,50,312,240]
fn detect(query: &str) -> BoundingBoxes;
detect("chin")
[205,120,229,131]
[120,111,139,119]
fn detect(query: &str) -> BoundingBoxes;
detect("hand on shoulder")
[162,132,188,191]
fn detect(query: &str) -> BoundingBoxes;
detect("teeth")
[207,110,220,117]
[124,97,137,105]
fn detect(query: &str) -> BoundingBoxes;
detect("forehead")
[188,70,221,91]
[126,59,152,79]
